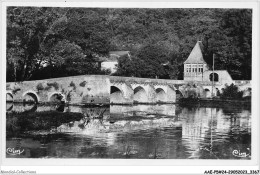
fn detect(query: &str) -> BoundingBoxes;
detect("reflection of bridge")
[6,75,251,105]
[6,103,176,117]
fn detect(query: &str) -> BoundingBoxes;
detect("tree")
[31,40,101,79]
[220,83,243,99]
[218,9,252,80]
[7,7,113,81]
[7,8,252,81]
[115,43,179,79]
[7,7,68,81]
[192,9,252,80]
[52,8,111,59]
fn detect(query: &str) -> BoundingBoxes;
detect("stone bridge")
[6,75,251,105]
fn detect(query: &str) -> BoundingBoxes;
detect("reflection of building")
[183,41,233,84]
[180,107,251,158]
[181,108,211,152]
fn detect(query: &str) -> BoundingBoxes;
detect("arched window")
[209,73,219,82]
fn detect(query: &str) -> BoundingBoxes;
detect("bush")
[6,111,84,134]
[220,83,243,99]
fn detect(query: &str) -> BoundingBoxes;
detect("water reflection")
[180,108,251,159]
[7,103,176,117]
[110,104,176,117]
[6,103,251,159]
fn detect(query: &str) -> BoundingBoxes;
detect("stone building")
[183,41,233,84]
[96,51,130,74]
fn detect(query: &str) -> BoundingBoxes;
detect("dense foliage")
[220,83,244,99]
[7,8,252,81]
[6,111,84,137]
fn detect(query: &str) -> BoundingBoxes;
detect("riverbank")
[6,111,85,137]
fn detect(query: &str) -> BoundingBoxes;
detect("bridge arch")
[176,90,184,100]
[247,87,252,96]
[215,88,221,96]
[48,92,66,103]
[204,88,211,98]
[155,88,167,102]
[6,103,13,112]
[110,85,124,104]
[22,90,39,103]
[133,86,148,103]
[110,85,123,94]
[6,91,13,102]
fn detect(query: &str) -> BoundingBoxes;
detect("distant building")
[183,41,233,84]
[96,51,130,74]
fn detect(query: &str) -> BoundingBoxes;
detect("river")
[6,103,251,159]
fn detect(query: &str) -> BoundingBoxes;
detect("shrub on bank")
[220,83,244,99]
[6,111,84,136]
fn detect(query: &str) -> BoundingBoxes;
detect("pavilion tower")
[183,41,209,81]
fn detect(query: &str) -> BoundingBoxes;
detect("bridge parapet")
[110,76,205,86]
[6,75,251,105]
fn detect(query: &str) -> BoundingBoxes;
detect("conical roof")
[184,41,206,64]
